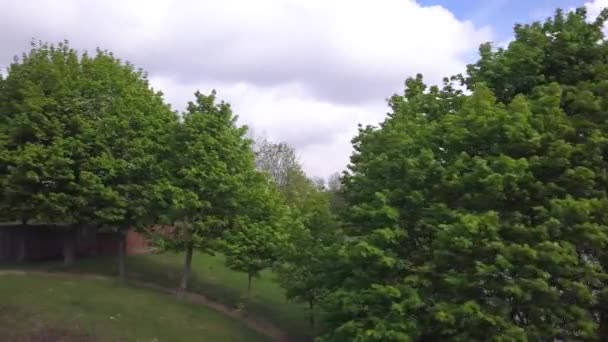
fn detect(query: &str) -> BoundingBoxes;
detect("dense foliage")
[321,7,608,341]
[150,91,284,291]
[0,42,176,270]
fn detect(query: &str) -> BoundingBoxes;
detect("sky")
[0,0,605,179]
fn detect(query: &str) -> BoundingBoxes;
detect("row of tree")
[3,5,608,340]
[0,40,339,329]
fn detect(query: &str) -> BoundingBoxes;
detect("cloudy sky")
[1,0,604,179]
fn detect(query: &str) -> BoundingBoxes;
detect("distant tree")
[326,172,346,215]
[253,137,300,191]
[153,91,258,292]
[261,153,338,330]
[326,173,341,192]
[311,177,326,191]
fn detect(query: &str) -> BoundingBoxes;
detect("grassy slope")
[16,252,313,340]
[0,273,268,342]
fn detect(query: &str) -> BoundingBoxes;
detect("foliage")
[253,138,340,329]
[321,8,608,341]
[222,173,290,295]
[152,91,254,251]
[0,41,176,271]
[0,41,102,226]
[150,90,272,291]
[253,137,300,190]
[274,159,339,329]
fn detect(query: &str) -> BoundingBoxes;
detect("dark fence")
[0,224,149,263]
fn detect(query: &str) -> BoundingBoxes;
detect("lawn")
[13,252,314,340]
[0,273,268,342]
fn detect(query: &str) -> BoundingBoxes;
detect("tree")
[321,24,608,339]
[326,172,346,215]
[467,8,608,104]
[0,42,105,266]
[0,41,176,272]
[466,7,608,339]
[253,138,340,329]
[222,173,289,299]
[153,90,258,292]
[80,50,177,279]
[253,137,301,191]
[275,181,338,331]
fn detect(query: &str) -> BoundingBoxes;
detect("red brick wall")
[126,230,148,254]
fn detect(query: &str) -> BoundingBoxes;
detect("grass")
[10,252,313,340]
[0,273,268,341]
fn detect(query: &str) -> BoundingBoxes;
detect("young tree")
[253,137,301,191]
[275,180,337,331]
[154,90,258,292]
[253,138,340,329]
[222,173,290,299]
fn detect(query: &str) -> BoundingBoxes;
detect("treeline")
[0,40,339,330]
[3,6,608,341]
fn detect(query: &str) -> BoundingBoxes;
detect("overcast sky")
[0,0,604,179]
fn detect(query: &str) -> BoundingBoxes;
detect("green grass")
[0,273,268,342]
[12,252,313,340]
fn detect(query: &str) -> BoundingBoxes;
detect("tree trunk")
[247,273,253,300]
[63,230,75,267]
[117,232,126,280]
[309,298,315,330]
[16,233,27,263]
[179,242,194,293]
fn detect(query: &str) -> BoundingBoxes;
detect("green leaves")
[0,41,177,230]
[323,7,608,340]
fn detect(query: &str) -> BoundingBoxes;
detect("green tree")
[0,42,106,265]
[222,173,289,299]
[323,65,608,340]
[253,138,340,330]
[79,51,177,279]
[153,90,258,292]
[275,179,337,331]
[467,6,608,339]
[0,41,176,272]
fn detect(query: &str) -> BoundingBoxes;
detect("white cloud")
[585,0,608,34]
[0,0,492,178]
[149,76,385,178]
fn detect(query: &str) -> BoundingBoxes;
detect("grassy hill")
[0,273,268,341]
[7,252,314,340]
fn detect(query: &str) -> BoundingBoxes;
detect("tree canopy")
[0,41,176,269]
[321,7,608,341]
